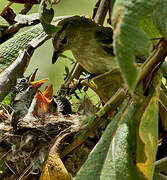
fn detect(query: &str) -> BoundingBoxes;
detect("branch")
[137,39,167,84]
[155,157,167,173]
[1,13,40,43]
[94,0,110,25]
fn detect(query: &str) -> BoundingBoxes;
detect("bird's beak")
[52,50,59,64]
[29,68,48,88]
[30,79,48,88]
[29,68,38,82]
[32,85,54,116]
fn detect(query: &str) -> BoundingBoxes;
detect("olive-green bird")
[52,15,117,74]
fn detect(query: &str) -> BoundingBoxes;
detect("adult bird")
[52,15,117,75]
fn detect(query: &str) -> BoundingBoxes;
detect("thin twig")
[0,149,12,160]
[94,0,109,25]
[137,39,167,84]
[17,163,34,180]
[4,160,15,174]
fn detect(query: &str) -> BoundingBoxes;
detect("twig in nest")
[4,160,15,174]
[17,163,34,180]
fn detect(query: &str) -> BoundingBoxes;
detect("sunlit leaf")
[40,152,71,180]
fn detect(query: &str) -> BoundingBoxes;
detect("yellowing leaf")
[40,152,71,180]
[136,71,161,179]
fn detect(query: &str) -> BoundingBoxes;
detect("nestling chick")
[10,69,47,131]
[52,16,117,74]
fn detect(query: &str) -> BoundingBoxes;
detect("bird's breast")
[71,48,117,74]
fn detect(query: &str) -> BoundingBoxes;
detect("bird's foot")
[77,73,96,84]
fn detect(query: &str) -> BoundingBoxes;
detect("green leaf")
[39,3,62,35]
[112,0,158,93]
[152,0,167,40]
[75,101,130,180]
[0,158,6,174]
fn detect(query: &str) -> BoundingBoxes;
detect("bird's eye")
[61,37,67,44]
[20,78,27,83]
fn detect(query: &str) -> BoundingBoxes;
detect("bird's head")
[13,69,47,97]
[52,15,96,64]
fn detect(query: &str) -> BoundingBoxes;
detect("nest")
[0,109,83,179]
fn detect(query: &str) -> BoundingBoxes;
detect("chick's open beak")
[28,68,48,88]
[33,85,53,116]
[30,79,48,88]
[52,50,59,64]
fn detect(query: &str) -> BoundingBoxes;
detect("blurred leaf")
[152,0,167,40]
[0,159,6,174]
[39,3,62,35]
[112,0,158,93]
[0,93,11,107]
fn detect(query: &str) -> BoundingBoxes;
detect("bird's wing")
[94,27,114,56]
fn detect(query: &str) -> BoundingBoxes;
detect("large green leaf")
[112,0,158,93]
[76,100,140,180]
[75,101,131,180]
